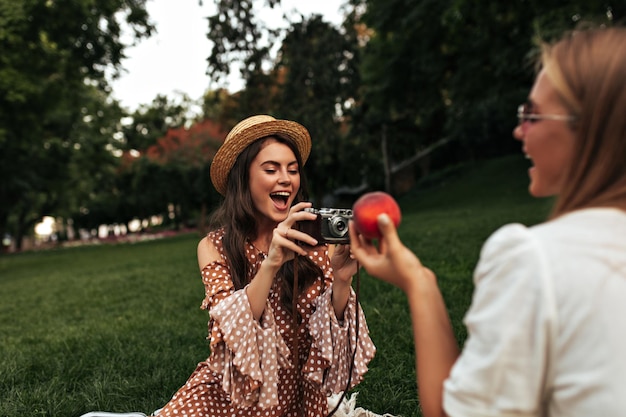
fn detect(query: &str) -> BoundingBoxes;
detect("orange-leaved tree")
[144,119,228,231]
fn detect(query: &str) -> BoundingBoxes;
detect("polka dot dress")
[156,228,376,417]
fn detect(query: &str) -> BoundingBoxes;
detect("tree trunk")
[381,124,391,193]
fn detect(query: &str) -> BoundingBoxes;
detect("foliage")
[204,0,281,85]
[145,120,225,166]
[3,0,625,247]
[0,0,154,248]
[200,1,365,202]
[144,119,227,229]
[351,0,621,189]
[122,94,193,152]
[67,92,197,234]
[72,118,227,233]
[276,14,363,202]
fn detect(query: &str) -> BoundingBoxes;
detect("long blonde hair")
[541,26,626,218]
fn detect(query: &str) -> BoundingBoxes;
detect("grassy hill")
[0,154,553,417]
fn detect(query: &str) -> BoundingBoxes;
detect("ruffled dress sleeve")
[199,232,291,409]
[304,248,377,394]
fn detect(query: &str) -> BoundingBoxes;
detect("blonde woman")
[350,26,626,417]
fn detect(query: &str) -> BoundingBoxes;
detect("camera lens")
[329,216,349,237]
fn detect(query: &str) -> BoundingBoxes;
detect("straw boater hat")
[210,115,312,195]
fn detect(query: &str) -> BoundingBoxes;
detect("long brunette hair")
[209,135,323,313]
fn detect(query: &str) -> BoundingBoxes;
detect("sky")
[110,0,344,112]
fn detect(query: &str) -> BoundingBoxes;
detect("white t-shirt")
[443,208,626,417]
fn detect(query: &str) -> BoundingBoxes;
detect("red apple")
[352,191,402,239]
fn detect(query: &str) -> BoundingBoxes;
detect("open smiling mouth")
[270,191,290,206]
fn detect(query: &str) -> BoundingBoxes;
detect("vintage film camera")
[298,207,353,244]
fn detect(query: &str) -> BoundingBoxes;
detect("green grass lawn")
[0,155,552,417]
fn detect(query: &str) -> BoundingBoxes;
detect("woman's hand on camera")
[265,202,318,270]
[349,214,425,293]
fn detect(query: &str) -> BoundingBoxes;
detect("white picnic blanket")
[327,392,400,417]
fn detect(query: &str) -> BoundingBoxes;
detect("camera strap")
[291,252,360,417]
[292,254,300,373]
[326,261,360,417]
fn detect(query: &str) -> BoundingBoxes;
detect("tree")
[202,0,293,127]
[204,0,282,87]
[0,0,154,250]
[68,92,195,238]
[351,0,621,191]
[122,93,193,152]
[57,87,126,233]
[276,14,363,203]
[142,119,227,230]
[203,0,367,203]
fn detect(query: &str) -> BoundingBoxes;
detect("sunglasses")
[517,102,576,124]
